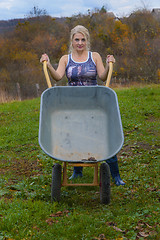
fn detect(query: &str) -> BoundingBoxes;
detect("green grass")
[0,85,160,240]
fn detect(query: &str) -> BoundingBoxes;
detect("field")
[0,85,160,240]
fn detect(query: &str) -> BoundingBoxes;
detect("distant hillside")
[0,16,66,34]
[0,18,27,34]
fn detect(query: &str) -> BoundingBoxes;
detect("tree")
[27,6,48,18]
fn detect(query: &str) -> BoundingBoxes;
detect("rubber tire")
[51,163,62,202]
[100,163,111,204]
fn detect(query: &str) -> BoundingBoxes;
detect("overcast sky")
[0,0,159,21]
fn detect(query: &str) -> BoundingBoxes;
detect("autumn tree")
[123,9,160,82]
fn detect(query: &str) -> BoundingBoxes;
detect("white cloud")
[0,0,159,20]
[0,0,14,10]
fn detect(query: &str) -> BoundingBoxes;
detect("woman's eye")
[74,38,86,42]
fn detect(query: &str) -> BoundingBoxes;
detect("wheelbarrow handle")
[105,62,113,87]
[43,61,52,88]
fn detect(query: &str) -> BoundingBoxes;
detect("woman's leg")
[69,156,125,184]
[69,167,83,179]
[106,155,125,186]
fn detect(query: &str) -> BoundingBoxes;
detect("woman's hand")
[40,53,50,64]
[106,55,115,64]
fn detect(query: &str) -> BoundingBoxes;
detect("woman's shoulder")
[92,52,101,58]
[60,54,68,61]
[59,54,69,65]
[91,52,102,63]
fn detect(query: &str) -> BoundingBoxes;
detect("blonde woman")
[40,25,125,186]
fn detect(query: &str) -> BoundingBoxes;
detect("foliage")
[0,7,160,100]
[0,85,160,239]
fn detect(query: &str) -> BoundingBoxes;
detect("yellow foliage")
[157,69,160,80]
[61,43,67,53]
[11,50,38,65]
[0,69,10,82]
[113,70,117,76]
[120,67,125,72]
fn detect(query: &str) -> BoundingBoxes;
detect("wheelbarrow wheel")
[51,163,61,202]
[100,163,111,204]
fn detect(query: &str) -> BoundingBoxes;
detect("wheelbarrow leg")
[93,163,98,185]
[63,162,68,185]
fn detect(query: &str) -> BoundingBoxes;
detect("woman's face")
[72,32,87,52]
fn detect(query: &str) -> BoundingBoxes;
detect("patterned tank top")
[66,51,97,86]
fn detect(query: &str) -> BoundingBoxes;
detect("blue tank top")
[66,52,97,86]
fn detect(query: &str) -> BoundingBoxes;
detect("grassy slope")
[0,85,160,240]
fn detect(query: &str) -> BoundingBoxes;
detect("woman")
[40,25,125,186]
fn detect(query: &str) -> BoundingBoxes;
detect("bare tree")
[27,6,48,18]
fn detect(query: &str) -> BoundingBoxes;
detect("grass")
[0,85,160,240]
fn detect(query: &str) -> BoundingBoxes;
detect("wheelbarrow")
[39,61,124,204]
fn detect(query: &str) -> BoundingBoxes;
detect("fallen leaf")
[113,226,125,233]
[99,234,106,239]
[92,234,107,240]
[144,214,152,218]
[50,210,70,218]
[63,209,70,214]
[56,211,63,215]
[33,226,40,231]
[106,221,116,226]
[46,218,54,225]
[147,187,157,192]
[50,213,57,217]
[145,223,152,229]
[138,232,149,237]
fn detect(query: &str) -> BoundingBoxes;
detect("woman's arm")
[93,52,115,82]
[40,54,68,81]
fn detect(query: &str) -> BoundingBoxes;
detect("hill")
[0,18,27,34]
[0,16,66,34]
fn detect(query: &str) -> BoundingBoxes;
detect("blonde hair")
[69,25,90,53]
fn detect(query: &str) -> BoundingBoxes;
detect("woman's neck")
[72,50,88,62]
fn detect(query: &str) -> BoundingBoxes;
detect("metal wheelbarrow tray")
[39,85,124,163]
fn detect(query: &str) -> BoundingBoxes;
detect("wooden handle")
[43,61,52,88]
[105,62,113,87]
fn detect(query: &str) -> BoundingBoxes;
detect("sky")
[0,0,159,21]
